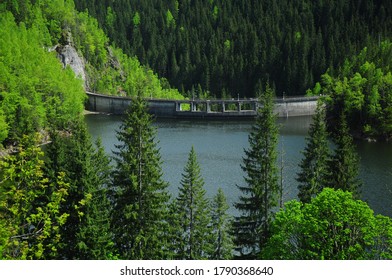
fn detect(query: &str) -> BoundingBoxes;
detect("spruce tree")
[234,83,279,259]
[328,113,362,197]
[175,146,213,260]
[45,120,114,259]
[111,96,170,259]
[211,188,234,260]
[76,138,114,259]
[297,102,331,203]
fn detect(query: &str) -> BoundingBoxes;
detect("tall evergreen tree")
[297,102,331,203]
[111,96,170,259]
[211,188,234,260]
[76,138,114,259]
[175,146,213,260]
[45,120,113,259]
[234,83,280,259]
[328,113,362,197]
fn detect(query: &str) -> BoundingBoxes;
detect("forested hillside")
[316,41,392,141]
[74,0,392,98]
[2,0,392,261]
[0,0,183,146]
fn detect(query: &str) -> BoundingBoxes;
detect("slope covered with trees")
[312,41,392,141]
[0,9,85,145]
[74,0,392,98]
[0,0,183,146]
[2,0,392,261]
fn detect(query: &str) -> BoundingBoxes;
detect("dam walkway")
[86,92,319,119]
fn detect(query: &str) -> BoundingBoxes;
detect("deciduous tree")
[263,188,392,260]
[0,134,69,259]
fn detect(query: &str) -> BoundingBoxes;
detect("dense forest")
[317,42,392,141]
[1,0,392,260]
[74,0,392,98]
[0,0,183,146]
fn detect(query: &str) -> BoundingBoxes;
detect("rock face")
[58,44,87,89]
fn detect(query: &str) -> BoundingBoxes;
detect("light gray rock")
[57,44,88,89]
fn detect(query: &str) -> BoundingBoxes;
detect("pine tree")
[328,113,362,197]
[111,96,170,259]
[297,102,331,203]
[234,83,280,259]
[76,138,114,259]
[211,188,234,260]
[45,120,114,259]
[175,146,213,260]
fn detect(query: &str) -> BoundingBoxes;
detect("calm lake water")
[85,114,392,217]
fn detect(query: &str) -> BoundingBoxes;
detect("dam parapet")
[86,92,319,118]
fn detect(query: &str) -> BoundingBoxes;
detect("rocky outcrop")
[55,31,88,89]
[57,44,88,89]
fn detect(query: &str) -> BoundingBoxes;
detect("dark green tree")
[234,83,280,259]
[74,0,392,98]
[174,146,213,260]
[76,138,114,259]
[45,120,113,259]
[211,188,234,260]
[328,113,362,197]
[297,102,331,203]
[111,96,170,259]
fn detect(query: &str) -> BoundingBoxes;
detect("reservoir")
[85,114,392,217]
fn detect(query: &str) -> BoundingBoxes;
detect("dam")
[86,92,319,118]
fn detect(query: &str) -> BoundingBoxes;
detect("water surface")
[85,114,392,217]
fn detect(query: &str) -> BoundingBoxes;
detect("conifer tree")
[328,113,362,197]
[45,120,113,259]
[76,138,114,259]
[297,102,331,203]
[175,146,213,260]
[234,83,280,259]
[111,96,170,259]
[211,188,234,260]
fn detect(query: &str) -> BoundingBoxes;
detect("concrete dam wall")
[86,92,319,118]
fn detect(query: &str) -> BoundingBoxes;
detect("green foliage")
[0,134,69,259]
[72,11,109,67]
[166,10,175,28]
[211,188,234,260]
[0,110,8,144]
[263,188,392,260]
[318,41,392,140]
[74,0,392,98]
[174,146,213,260]
[1,0,184,146]
[327,114,362,197]
[45,120,114,259]
[296,102,331,203]
[76,137,114,260]
[234,84,279,258]
[132,11,140,27]
[0,10,85,145]
[111,97,170,259]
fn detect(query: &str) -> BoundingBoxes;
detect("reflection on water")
[85,115,392,217]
